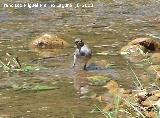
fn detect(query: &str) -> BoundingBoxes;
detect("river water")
[0,0,160,117]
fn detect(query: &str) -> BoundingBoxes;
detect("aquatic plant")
[0,53,45,72]
[11,83,59,91]
[91,95,123,118]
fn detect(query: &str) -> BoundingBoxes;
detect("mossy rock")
[87,76,111,86]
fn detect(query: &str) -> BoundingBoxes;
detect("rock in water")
[29,34,70,57]
[30,34,69,49]
[128,37,160,51]
[120,37,160,63]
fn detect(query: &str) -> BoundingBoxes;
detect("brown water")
[0,0,160,117]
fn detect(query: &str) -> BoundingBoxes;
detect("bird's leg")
[83,64,87,70]
[73,54,76,68]
[83,59,88,70]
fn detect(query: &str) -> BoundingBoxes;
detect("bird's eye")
[75,41,79,44]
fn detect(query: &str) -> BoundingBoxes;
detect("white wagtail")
[73,38,92,70]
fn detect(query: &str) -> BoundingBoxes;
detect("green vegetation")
[0,53,46,73]
[11,82,59,91]
[31,84,59,91]
[87,76,111,86]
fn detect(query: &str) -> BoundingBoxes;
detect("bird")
[73,38,92,70]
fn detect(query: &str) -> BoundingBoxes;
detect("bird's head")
[74,38,84,48]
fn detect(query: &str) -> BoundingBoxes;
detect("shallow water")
[0,0,160,117]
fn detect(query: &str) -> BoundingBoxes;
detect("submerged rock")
[103,80,119,93]
[95,60,108,68]
[87,75,111,86]
[31,84,58,91]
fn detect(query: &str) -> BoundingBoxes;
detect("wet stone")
[120,89,132,94]
[146,111,157,118]
[147,95,159,101]
[141,99,154,107]
[155,92,160,98]
[103,80,119,94]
